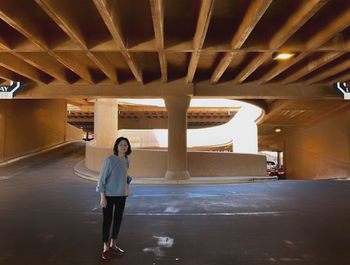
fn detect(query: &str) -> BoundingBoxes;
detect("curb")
[74,160,278,185]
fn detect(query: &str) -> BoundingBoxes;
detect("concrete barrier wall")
[86,141,267,177]
[0,99,67,162]
[188,151,266,177]
[65,123,84,142]
[284,109,350,180]
[85,142,113,173]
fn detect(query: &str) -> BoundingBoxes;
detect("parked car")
[267,161,285,179]
[276,166,285,179]
[267,161,277,176]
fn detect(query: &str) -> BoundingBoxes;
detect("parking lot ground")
[0,142,349,265]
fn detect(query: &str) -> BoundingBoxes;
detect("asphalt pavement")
[0,142,349,265]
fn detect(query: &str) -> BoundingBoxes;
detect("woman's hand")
[100,194,107,208]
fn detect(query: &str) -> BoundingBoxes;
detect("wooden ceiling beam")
[35,0,86,48]
[150,0,167,82]
[0,3,96,84]
[52,52,96,84]
[306,9,350,50]
[0,6,48,50]
[195,81,337,99]
[186,0,214,83]
[93,0,143,83]
[50,51,97,84]
[0,66,24,82]
[210,0,272,84]
[51,52,97,84]
[158,51,167,82]
[284,52,344,84]
[234,52,272,84]
[14,52,71,83]
[88,52,118,83]
[231,0,272,49]
[0,40,50,81]
[211,52,236,84]
[306,58,350,84]
[36,0,117,84]
[236,0,327,84]
[186,52,201,83]
[150,0,165,50]
[0,53,52,83]
[192,0,215,52]
[0,6,70,84]
[330,72,350,84]
[269,0,328,48]
[17,80,338,99]
[0,36,10,50]
[0,38,72,84]
[262,5,350,83]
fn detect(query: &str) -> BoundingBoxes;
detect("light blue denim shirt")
[96,155,129,196]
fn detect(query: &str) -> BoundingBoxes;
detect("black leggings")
[102,196,126,243]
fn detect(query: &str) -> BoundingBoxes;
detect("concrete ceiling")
[1,0,350,150]
[67,104,239,131]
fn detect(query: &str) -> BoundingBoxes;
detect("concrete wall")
[0,99,67,162]
[85,142,114,174]
[188,151,266,177]
[65,123,84,142]
[86,141,267,177]
[284,110,350,180]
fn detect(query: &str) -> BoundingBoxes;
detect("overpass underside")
[2,0,350,179]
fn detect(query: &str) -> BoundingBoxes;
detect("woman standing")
[96,137,132,260]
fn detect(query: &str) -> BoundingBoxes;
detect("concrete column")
[164,95,191,180]
[277,151,282,168]
[94,98,118,148]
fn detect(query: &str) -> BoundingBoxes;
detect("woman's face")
[118,140,129,155]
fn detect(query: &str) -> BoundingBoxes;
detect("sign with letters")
[0,81,24,99]
[333,82,350,100]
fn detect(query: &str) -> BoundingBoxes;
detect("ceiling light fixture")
[274,53,294,60]
[274,128,282,133]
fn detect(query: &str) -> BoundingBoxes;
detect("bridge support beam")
[94,98,118,148]
[164,94,191,180]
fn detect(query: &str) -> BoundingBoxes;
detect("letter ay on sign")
[0,81,24,99]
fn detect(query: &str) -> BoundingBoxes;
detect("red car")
[267,161,285,179]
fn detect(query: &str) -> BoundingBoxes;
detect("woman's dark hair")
[113,137,132,157]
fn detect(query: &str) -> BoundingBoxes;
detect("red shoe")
[110,245,125,256]
[101,250,111,260]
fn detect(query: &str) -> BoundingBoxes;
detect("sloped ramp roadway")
[0,142,349,265]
